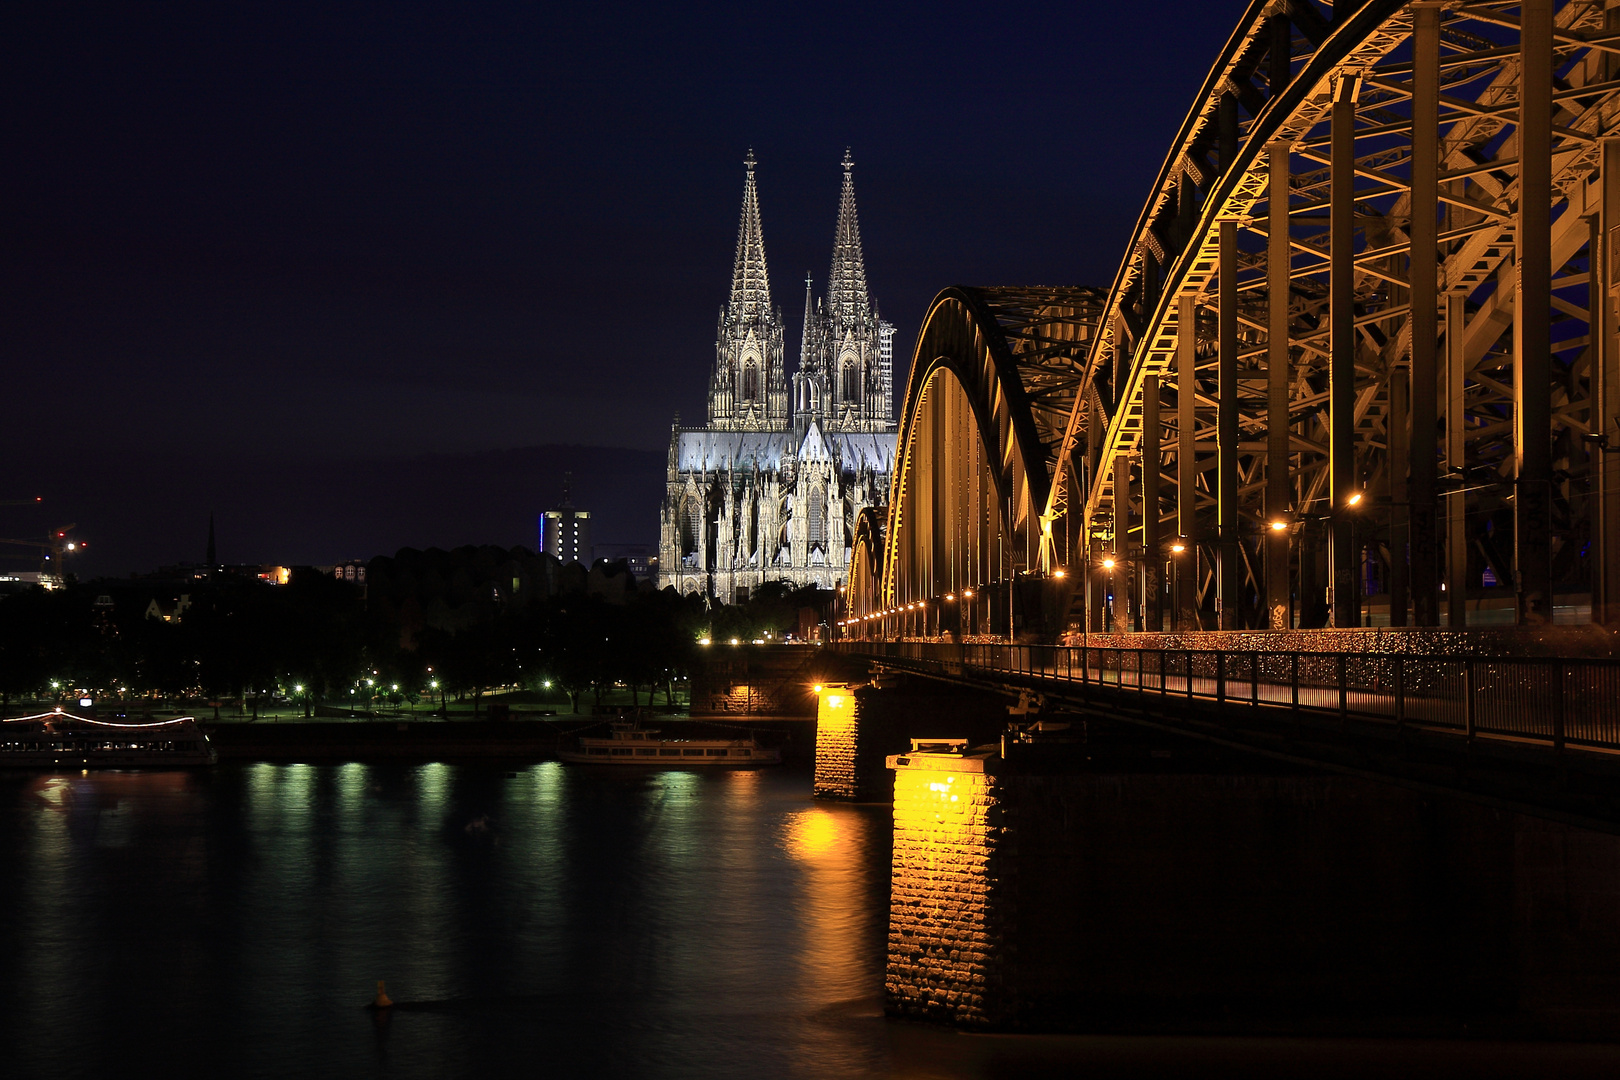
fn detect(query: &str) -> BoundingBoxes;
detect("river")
[2,761,1619,1078]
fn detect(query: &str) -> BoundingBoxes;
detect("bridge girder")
[1059,0,1620,632]
[848,0,1620,640]
[846,287,1104,635]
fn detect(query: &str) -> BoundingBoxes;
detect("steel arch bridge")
[847,0,1620,642]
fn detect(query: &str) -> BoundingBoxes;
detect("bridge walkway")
[833,640,1620,832]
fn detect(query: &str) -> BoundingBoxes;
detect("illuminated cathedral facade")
[658,150,898,600]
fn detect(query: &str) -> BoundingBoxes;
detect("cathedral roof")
[728,150,772,323]
[826,148,870,328]
[799,421,831,463]
[675,429,895,476]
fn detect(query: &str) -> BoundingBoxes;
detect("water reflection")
[2,763,1617,1079]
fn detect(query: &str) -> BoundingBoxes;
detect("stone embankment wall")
[691,645,869,717]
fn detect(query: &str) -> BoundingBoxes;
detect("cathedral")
[658,150,898,600]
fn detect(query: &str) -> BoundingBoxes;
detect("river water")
[3,761,1620,1079]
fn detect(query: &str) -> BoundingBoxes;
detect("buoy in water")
[372,980,393,1009]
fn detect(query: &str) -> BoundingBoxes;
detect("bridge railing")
[833,641,1620,755]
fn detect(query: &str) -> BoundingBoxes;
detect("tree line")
[0,546,833,715]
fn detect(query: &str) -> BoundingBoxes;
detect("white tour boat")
[559,721,781,766]
[0,709,217,767]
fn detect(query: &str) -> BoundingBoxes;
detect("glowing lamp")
[1053,568,1066,579]
[1171,542,1186,554]
[813,684,823,693]
[1347,491,1364,507]
[962,589,974,598]
[1101,558,1116,570]
[1269,520,1288,532]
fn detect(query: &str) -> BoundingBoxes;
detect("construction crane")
[0,523,85,588]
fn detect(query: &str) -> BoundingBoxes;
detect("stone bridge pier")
[883,735,1620,1037]
[810,674,1004,801]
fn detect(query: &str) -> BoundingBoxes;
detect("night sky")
[3,1,1239,577]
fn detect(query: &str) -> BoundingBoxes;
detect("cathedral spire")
[827,148,870,327]
[799,273,815,370]
[728,149,772,322]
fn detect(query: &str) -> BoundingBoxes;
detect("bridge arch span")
[1051,0,1620,633]
[853,287,1104,635]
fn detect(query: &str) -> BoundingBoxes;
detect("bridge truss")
[852,0,1620,639]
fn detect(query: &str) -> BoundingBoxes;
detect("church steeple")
[826,148,870,328]
[728,149,772,322]
[798,273,817,371]
[710,150,788,431]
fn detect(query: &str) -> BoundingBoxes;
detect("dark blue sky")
[2,1,1241,575]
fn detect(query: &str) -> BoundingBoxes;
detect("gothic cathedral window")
[842,363,860,403]
[809,486,827,548]
[743,364,759,401]
[680,498,701,558]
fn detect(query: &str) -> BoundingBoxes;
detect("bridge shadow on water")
[820,680,1620,1052]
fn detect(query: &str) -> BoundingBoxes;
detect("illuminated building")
[659,150,897,600]
[542,474,593,566]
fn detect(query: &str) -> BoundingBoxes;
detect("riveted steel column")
[1142,374,1163,632]
[1219,220,1240,629]
[1599,140,1620,626]
[1446,292,1469,628]
[1266,141,1293,629]
[1329,77,1360,629]
[1113,451,1131,632]
[1176,292,1199,629]
[1389,367,1410,626]
[1409,2,1441,625]
[1515,0,1554,624]
[1087,396,1105,634]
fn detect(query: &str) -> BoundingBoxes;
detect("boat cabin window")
[684,748,705,756]
[658,749,682,756]
[610,748,633,756]
[635,748,657,756]
[706,749,729,756]
[588,747,610,756]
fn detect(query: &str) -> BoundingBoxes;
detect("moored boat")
[558,720,780,766]
[0,709,217,767]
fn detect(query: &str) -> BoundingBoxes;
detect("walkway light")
[1171,541,1187,554]
[945,593,955,601]
[1269,519,1289,532]
[962,589,974,598]
[813,684,824,693]
[729,638,741,646]
[1346,491,1364,507]
[698,637,712,645]
[1053,568,1067,579]
[1101,557,1116,570]
[294,684,304,694]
